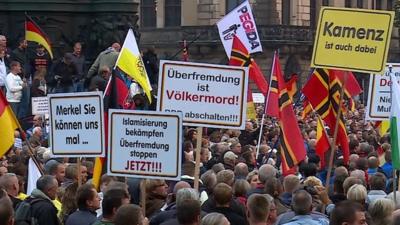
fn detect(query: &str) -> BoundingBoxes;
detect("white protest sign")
[217,0,262,57]
[157,60,248,129]
[32,97,49,115]
[48,92,105,157]
[366,64,400,121]
[252,93,265,103]
[108,109,182,180]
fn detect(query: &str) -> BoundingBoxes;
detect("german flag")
[0,91,20,157]
[92,70,129,189]
[25,15,53,59]
[302,68,361,164]
[273,52,306,175]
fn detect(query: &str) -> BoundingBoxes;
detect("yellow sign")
[311,7,394,74]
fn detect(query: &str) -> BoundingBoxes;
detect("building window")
[357,0,364,8]
[310,0,316,27]
[141,0,156,28]
[226,0,245,13]
[282,0,291,25]
[165,0,181,27]
[375,0,382,9]
[388,0,394,10]
[322,0,329,6]
[345,0,352,7]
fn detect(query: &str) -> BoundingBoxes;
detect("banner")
[157,60,248,129]
[48,92,105,157]
[311,7,394,74]
[107,110,182,180]
[32,97,49,115]
[217,0,262,57]
[366,63,400,121]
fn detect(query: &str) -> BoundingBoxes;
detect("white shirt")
[5,72,23,102]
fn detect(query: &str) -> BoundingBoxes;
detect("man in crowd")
[246,194,270,225]
[86,43,120,83]
[114,204,149,225]
[330,200,368,225]
[93,188,130,225]
[5,61,25,116]
[10,39,28,77]
[69,42,86,92]
[66,183,101,225]
[0,173,21,209]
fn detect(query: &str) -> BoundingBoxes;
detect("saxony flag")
[115,29,152,103]
[390,74,400,169]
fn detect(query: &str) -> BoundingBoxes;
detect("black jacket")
[30,189,60,225]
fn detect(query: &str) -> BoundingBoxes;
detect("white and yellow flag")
[115,29,152,103]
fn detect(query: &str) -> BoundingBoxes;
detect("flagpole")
[256,51,277,157]
[325,71,348,191]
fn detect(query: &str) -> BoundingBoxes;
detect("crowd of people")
[1,34,400,225]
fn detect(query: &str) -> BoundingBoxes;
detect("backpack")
[14,197,44,225]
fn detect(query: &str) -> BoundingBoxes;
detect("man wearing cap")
[49,53,77,93]
[223,151,238,171]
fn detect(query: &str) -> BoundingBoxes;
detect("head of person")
[246,170,259,189]
[246,194,270,224]
[114,204,148,225]
[367,156,379,169]
[201,213,230,225]
[263,194,277,225]
[213,183,232,207]
[9,61,21,74]
[233,179,250,198]
[230,141,242,155]
[177,199,201,225]
[264,177,283,198]
[258,164,277,183]
[334,166,349,177]
[32,115,43,127]
[216,169,235,186]
[291,190,313,215]
[102,188,131,220]
[200,147,210,163]
[343,177,364,194]
[201,170,217,195]
[76,183,101,211]
[0,198,13,225]
[368,198,395,225]
[0,35,6,49]
[73,42,82,55]
[223,151,237,167]
[145,179,168,198]
[300,162,318,178]
[330,200,367,225]
[18,38,27,49]
[334,174,348,194]
[36,44,45,54]
[36,175,58,200]
[234,163,249,179]
[32,126,42,138]
[100,175,117,193]
[349,170,366,185]
[347,184,367,205]
[0,173,19,197]
[100,65,111,80]
[283,175,300,193]
[111,42,121,52]
[369,172,386,191]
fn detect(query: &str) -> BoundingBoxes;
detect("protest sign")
[107,110,182,180]
[311,7,394,74]
[32,97,49,115]
[252,93,265,103]
[217,0,262,57]
[157,60,248,129]
[48,92,105,157]
[366,64,400,121]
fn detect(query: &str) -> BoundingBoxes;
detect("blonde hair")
[369,198,395,225]
[303,176,322,187]
[347,184,367,203]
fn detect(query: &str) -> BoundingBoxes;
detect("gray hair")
[0,173,17,191]
[258,164,277,183]
[369,198,395,225]
[201,213,227,225]
[36,175,57,192]
[176,188,199,207]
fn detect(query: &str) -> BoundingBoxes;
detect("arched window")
[141,0,156,28]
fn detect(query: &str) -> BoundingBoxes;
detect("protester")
[5,61,25,115]
[114,204,148,225]
[93,188,130,225]
[330,200,368,225]
[246,194,270,225]
[65,183,100,225]
[0,173,21,209]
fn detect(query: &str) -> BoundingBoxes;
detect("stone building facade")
[139,0,399,99]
